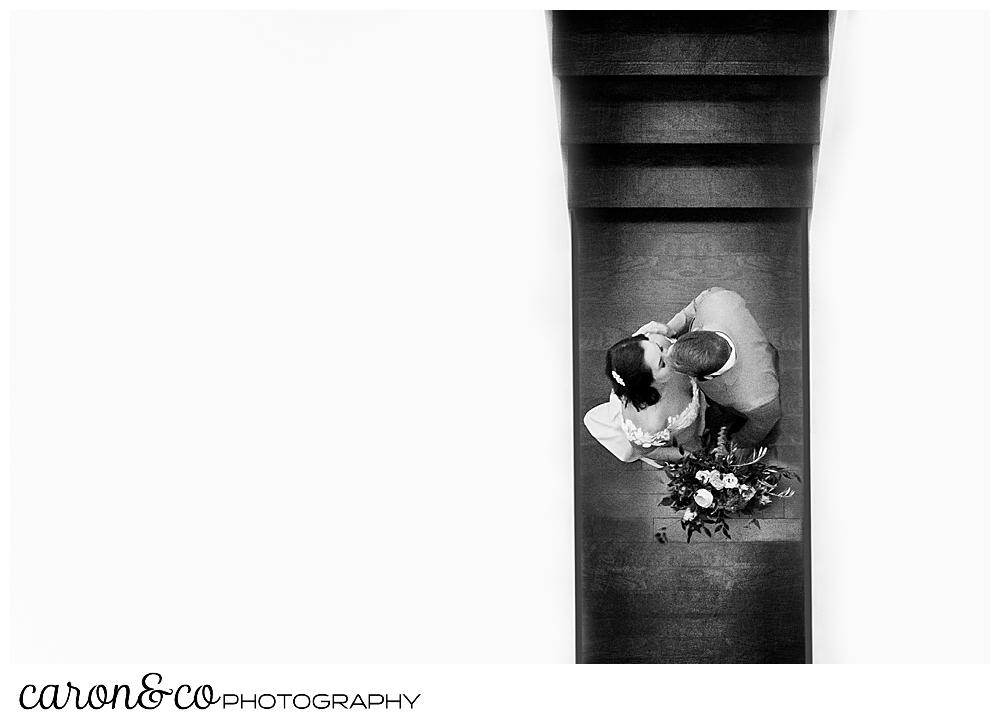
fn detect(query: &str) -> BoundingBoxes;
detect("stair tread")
[567,146,812,208]
[570,168,811,209]
[554,11,829,33]
[580,538,806,662]
[553,11,829,77]
[561,77,820,144]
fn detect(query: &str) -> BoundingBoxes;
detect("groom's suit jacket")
[664,287,781,446]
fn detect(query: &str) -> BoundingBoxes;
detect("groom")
[637,287,781,448]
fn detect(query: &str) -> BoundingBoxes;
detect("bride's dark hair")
[606,335,660,410]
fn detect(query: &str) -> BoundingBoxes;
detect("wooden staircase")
[551,10,830,664]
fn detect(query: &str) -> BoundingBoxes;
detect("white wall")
[10,10,575,664]
[810,10,990,662]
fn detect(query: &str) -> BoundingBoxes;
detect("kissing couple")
[585,287,782,466]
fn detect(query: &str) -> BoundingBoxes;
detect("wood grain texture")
[583,539,804,572]
[583,492,786,521]
[553,11,828,77]
[769,443,803,464]
[579,451,666,494]
[578,259,804,301]
[571,208,805,261]
[781,470,807,519]
[579,540,806,662]
[585,586,804,618]
[578,288,804,319]
[583,516,656,543]
[572,212,807,352]
[585,566,804,604]
[568,144,813,208]
[556,11,818,663]
[561,76,821,144]
[582,620,805,663]
[654,518,801,543]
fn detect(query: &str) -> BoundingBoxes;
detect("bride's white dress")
[584,377,706,464]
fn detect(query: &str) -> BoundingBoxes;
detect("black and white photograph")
[5,4,994,719]
[553,10,820,664]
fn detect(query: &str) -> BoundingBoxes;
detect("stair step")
[561,76,821,144]
[582,614,805,663]
[579,456,665,494]
[570,210,808,357]
[568,144,812,208]
[571,207,805,255]
[578,256,804,297]
[577,280,804,323]
[553,11,829,76]
[581,539,806,662]
[580,584,802,619]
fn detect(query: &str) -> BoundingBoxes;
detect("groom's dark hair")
[606,335,660,410]
[670,331,731,378]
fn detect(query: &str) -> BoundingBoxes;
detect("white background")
[810,10,991,663]
[9,10,575,664]
[4,5,996,721]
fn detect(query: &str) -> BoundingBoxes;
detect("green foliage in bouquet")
[655,427,799,544]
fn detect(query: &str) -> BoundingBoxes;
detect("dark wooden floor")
[576,208,807,663]
[554,10,822,664]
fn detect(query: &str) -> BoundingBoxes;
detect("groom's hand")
[633,321,669,338]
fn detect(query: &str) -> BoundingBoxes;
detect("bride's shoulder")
[621,400,658,428]
[623,396,674,432]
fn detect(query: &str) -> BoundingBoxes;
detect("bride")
[584,329,706,465]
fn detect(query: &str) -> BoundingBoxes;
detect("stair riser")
[564,100,819,144]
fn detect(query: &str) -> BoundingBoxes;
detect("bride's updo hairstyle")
[606,335,660,410]
[670,330,731,378]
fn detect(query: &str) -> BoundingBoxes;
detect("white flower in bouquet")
[694,489,714,508]
[657,433,801,543]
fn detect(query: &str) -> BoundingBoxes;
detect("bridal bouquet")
[655,428,799,543]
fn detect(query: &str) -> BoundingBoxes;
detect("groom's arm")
[663,286,725,337]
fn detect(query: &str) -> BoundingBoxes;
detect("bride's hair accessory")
[611,370,625,386]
